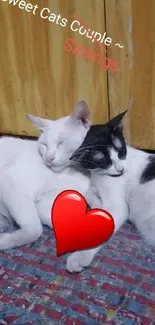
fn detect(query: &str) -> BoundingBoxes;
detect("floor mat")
[0,222,155,325]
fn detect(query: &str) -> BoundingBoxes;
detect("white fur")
[112,136,122,149]
[0,101,91,249]
[67,146,154,272]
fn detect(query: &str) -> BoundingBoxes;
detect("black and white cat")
[66,111,155,273]
[0,101,91,250]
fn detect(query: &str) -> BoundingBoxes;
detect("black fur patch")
[140,155,155,184]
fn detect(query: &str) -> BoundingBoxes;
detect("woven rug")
[0,221,155,325]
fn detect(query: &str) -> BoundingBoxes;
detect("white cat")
[66,111,155,273]
[0,101,91,250]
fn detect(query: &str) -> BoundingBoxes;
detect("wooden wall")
[0,0,108,136]
[106,0,155,149]
[0,0,155,150]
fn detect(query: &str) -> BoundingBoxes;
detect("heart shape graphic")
[52,190,115,256]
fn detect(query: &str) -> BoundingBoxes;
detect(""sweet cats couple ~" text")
[1,0,121,72]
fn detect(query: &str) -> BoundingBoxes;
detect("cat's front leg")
[84,186,102,209]
[66,186,102,273]
[66,246,101,273]
[66,192,128,273]
[0,174,42,250]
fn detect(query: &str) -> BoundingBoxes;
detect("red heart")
[52,190,115,256]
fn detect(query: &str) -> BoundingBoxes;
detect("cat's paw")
[66,251,93,273]
[0,233,8,249]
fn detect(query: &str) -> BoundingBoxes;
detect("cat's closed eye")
[57,138,69,147]
[57,140,65,148]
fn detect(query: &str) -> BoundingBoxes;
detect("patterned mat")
[0,222,155,325]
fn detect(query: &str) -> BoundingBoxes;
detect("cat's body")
[0,101,91,250]
[88,145,154,239]
[0,136,89,217]
[66,112,155,273]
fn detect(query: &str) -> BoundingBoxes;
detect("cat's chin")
[46,163,69,173]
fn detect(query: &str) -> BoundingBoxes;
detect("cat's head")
[70,111,128,176]
[26,101,91,172]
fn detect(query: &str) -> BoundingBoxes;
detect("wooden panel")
[0,0,108,136]
[105,0,155,149]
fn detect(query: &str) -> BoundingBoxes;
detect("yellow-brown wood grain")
[105,0,155,149]
[0,0,108,136]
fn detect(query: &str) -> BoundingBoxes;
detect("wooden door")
[105,0,155,150]
[0,0,108,137]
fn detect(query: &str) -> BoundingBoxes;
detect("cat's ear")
[71,100,91,128]
[108,110,127,132]
[25,114,51,130]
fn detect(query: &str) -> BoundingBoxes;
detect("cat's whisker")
[71,156,99,169]
[76,158,100,168]
[72,143,110,157]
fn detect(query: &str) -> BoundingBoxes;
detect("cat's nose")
[115,167,124,173]
[114,163,125,173]
[48,155,55,161]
